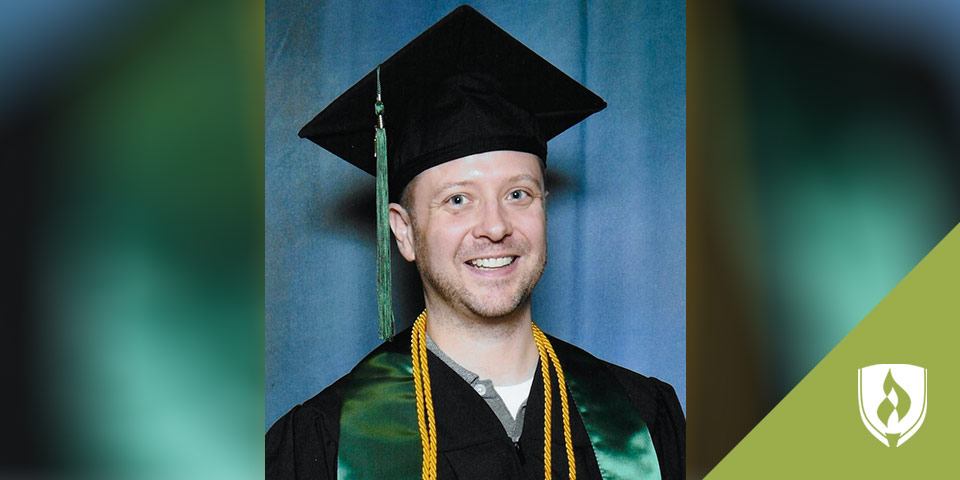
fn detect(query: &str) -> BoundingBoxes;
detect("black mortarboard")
[298,5,606,339]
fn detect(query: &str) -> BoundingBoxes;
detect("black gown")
[266,331,685,479]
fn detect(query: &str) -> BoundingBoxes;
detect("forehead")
[411,151,543,196]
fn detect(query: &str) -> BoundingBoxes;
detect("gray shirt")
[425,335,528,442]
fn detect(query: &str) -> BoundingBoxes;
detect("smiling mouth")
[466,256,518,270]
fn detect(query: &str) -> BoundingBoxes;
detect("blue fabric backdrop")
[266,0,686,429]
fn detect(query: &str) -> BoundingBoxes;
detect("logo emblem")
[858,364,927,447]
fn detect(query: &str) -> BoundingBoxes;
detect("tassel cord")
[375,65,394,340]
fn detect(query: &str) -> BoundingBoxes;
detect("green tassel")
[375,66,395,340]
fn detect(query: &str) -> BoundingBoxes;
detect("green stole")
[336,333,661,480]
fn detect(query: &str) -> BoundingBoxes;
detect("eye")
[508,190,528,201]
[447,194,467,206]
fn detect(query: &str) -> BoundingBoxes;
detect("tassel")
[375,65,395,340]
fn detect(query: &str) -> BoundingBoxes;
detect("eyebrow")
[433,180,474,196]
[506,174,543,187]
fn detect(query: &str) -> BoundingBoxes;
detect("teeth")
[469,256,515,269]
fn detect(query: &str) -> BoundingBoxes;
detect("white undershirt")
[493,377,535,420]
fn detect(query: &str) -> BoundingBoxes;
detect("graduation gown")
[266,329,685,479]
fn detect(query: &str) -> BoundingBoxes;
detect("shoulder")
[267,332,396,434]
[264,373,352,479]
[291,373,352,426]
[605,361,686,480]
[549,336,683,423]
[265,330,414,478]
[268,328,413,434]
[548,335,686,479]
[603,361,684,425]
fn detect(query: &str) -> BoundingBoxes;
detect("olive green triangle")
[706,221,960,479]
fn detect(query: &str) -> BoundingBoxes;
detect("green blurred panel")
[742,6,958,391]
[37,0,263,477]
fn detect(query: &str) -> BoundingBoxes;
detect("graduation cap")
[299,5,606,339]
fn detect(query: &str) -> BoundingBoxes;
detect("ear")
[388,203,417,262]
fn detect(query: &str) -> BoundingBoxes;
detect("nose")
[472,200,512,242]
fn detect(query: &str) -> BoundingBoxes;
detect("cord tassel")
[375,65,394,340]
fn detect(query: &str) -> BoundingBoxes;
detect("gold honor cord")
[411,311,576,480]
[411,311,438,480]
[532,323,576,480]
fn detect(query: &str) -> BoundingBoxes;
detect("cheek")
[515,211,547,242]
[422,218,473,252]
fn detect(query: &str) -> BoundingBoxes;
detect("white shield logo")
[858,364,927,447]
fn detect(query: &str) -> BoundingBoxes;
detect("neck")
[422,298,538,386]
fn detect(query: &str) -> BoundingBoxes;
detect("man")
[267,6,684,479]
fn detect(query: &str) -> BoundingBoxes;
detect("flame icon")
[858,364,927,447]
[876,369,911,428]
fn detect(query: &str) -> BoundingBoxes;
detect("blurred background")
[1,0,263,478]
[3,0,960,478]
[689,0,960,477]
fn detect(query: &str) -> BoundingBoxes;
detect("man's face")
[391,151,547,319]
